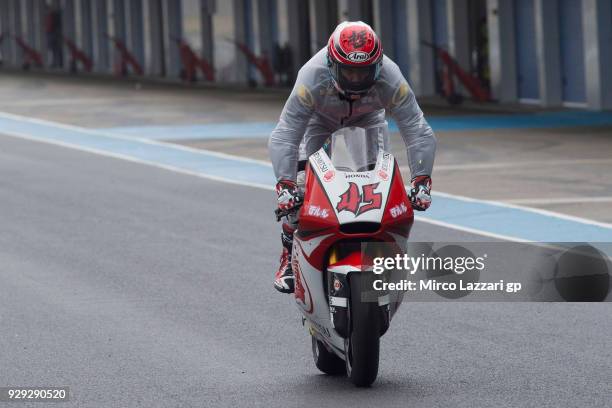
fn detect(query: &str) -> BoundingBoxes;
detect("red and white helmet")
[327,21,383,96]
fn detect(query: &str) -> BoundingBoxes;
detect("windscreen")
[329,124,390,172]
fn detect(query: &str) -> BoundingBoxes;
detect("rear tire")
[345,273,380,387]
[311,336,345,375]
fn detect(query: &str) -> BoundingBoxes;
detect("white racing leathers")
[268,48,436,183]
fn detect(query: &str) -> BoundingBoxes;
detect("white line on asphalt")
[0,111,273,167]
[434,158,612,171]
[0,129,274,191]
[1,111,611,239]
[412,217,529,243]
[433,191,612,229]
[3,129,531,242]
[503,196,612,205]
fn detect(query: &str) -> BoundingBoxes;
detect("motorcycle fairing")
[293,144,414,355]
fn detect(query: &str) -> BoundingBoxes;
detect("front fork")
[329,271,351,338]
[327,247,391,339]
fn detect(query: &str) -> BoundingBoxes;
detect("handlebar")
[274,185,428,221]
[274,195,303,222]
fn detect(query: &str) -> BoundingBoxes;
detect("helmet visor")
[336,64,378,93]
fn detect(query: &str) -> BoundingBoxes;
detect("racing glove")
[276,179,301,212]
[409,175,432,211]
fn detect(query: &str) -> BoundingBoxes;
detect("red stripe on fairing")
[292,253,314,314]
[381,162,414,226]
[297,163,339,238]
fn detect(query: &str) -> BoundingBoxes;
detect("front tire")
[311,336,345,375]
[345,273,380,387]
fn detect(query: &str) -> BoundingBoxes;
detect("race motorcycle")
[276,124,414,387]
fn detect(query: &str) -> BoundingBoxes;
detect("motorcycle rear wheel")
[311,336,345,375]
[345,273,380,387]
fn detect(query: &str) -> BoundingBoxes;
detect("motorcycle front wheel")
[345,272,380,387]
[311,336,345,375]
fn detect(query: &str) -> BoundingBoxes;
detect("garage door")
[559,0,586,103]
[515,0,539,100]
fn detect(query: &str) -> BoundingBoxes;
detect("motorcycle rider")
[269,21,436,293]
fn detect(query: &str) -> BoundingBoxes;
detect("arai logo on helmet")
[347,51,369,62]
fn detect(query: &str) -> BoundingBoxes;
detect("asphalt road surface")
[1,135,610,407]
[2,73,612,223]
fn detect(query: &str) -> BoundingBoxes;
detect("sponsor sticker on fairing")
[333,278,342,291]
[311,151,329,173]
[345,173,370,179]
[389,202,408,218]
[380,152,391,172]
[307,205,330,219]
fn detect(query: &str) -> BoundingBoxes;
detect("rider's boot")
[273,223,295,293]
